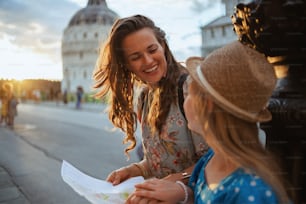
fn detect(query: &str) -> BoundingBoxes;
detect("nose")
[142,53,153,64]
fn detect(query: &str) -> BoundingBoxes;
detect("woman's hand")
[125,195,161,204]
[106,166,132,185]
[163,165,194,184]
[106,161,148,185]
[126,178,185,204]
[162,172,182,182]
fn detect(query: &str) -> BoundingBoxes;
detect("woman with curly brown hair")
[93,14,207,187]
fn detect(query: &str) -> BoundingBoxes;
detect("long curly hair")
[93,14,185,156]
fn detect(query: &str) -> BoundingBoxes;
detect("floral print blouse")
[138,84,208,178]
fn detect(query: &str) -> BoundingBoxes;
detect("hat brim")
[185,56,204,72]
[185,56,272,123]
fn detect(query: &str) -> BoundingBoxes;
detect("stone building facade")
[61,0,118,94]
[201,0,250,56]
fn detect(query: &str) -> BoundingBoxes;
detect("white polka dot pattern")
[189,150,280,203]
[248,195,255,202]
[235,187,240,193]
[266,190,272,197]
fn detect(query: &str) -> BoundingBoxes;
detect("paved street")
[0,155,30,204]
[0,101,139,204]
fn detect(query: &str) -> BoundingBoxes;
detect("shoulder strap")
[137,87,148,122]
[178,73,188,119]
[138,75,187,121]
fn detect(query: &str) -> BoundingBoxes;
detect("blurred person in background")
[76,86,84,109]
[0,88,9,126]
[7,93,18,128]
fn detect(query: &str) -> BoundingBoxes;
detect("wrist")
[180,172,191,185]
[182,172,191,180]
[176,180,188,204]
[132,163,150,178]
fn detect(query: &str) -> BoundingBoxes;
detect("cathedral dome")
[68,0,118,27]
[61,0,119,94]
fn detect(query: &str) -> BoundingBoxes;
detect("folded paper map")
[61,160,144,204]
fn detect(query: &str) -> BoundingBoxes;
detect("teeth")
[144,66,157,73]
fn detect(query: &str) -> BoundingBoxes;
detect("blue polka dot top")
[189,149,280,204]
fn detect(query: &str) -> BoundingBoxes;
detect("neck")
[205,150,238,190]
[208,150,238,172]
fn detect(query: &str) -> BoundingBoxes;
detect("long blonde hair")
[190,81,292,203]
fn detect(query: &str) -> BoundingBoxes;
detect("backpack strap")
[178,73,188,119]
[137,87,148,123]
[138,74,188,121]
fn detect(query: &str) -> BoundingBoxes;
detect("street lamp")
[232,1,306,203]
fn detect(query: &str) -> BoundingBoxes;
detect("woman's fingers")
[106,169,126,185]
[126,194,160,204]
[134,180,160,199]
[133,179,182,203]
[126,194,141,204]
[106,171,116,182]
[112,171,122,185]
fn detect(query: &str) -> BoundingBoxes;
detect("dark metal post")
[232,0,306,203]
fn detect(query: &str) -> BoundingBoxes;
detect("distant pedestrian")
[7,94,18,128]
[1,82,15,127]
[76,86,83,109]
[0,92,9,126]
[63,89,68,105]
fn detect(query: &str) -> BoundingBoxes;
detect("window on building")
[222,26,226,36]
[95,32,98,38]
[64,68,69,78]
[83,71,87,79]
[80,52,83,59]
[211,29,215,38]
[83,32,87,38]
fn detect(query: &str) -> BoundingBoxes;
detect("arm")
[106,159,150,185]
[162,164,194,184]
[126,178,194,204]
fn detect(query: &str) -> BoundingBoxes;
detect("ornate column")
[232,0,306,203]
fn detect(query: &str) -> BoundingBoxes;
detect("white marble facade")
[62,0,250,93]
[61,0,118,94]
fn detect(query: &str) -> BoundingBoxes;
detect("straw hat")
[186,41,276,122]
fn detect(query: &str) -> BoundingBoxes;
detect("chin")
[188,124,202,135]
[187,124,195,132]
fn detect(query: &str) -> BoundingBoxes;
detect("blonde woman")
[127,41,292,203]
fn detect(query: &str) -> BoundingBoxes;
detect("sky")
[0,0,224,80]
